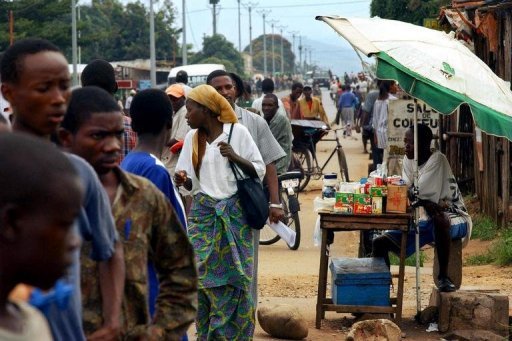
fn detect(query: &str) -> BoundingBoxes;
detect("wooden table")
[316,211,412,328]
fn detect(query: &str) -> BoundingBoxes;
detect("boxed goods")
[353,193,372,214]
[370,186,387,197]
[330,257,391,306]
[386,185,408,213]
[372,197,383,214]
[334,192,354,214]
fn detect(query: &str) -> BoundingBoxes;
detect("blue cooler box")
[330,257,391,306]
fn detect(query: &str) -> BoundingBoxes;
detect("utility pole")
[288,30,298,75]
[243,2,258,72]
[71,0,78,86]
[303,46,308,72]
[257,9,270,76]
[237,0,241,51]
[211,0,219,35]
[78,5,81,65]
[149,0,156,87]
[298,36,303,75]
[269,20,277,76]
[9,11,14,45]
[277,25,286,75]
[182,0,187,65]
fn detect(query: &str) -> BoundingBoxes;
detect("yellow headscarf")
[187,84,238,177]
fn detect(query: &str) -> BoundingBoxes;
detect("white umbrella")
[316,15,512,314]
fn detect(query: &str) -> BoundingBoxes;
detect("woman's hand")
[218,141,238,161]
[173,170,188,187]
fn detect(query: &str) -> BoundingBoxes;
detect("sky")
[119,0,374,76]
[177,0,372,76]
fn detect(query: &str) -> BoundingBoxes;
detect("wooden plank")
[502,12,511,227]
[323,304,395,314]
[490,136,498,222]
[502,139,510,226]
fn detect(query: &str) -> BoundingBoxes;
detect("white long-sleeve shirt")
[176,123,265,200]
[402,150,472,246]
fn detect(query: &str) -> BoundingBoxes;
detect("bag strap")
[227,123,244,180]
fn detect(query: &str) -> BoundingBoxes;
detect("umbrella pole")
[413,98,421,317]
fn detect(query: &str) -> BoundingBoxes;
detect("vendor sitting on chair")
[372,124,472,293]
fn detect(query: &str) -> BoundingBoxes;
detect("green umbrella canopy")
[317,16,512,141]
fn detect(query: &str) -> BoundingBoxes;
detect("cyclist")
[296,85,330,155]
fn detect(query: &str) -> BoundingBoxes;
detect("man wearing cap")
[162,84,190,175]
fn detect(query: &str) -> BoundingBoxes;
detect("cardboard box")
[354,193,372,214]
[372,196,383,214]
[334,192,353,214]
[386,185,408,213]
[370,186,387,197]
[330,257,391,306]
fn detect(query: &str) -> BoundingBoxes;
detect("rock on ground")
[257,304,309,340]
[346,318,401,341]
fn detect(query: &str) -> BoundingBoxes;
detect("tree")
[190,34,244,75]
[370,0,451,25]
[244,34,294,75]
[0,0,70,54]
[0,0,181,63]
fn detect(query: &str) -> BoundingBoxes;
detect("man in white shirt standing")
[125,89,136,114]
[251,78,286,117]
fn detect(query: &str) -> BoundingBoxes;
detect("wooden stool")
[433,238,462,289]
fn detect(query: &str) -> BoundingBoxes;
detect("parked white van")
[167,64,225,87]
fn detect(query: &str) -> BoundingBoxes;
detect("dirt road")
[253,90,512,340]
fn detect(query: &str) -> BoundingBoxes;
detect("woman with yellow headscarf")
[174,84,265,339]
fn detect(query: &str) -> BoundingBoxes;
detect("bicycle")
[259,171,302,250]
[291,125,350,192]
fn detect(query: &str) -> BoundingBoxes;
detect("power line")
[187,0,369,13]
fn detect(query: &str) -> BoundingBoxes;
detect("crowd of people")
[0,37,471,340]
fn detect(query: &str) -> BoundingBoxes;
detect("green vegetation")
[390,251,427,267]
[465,253,495,266]
[1,0,182,63]
[244,34,295,74]
[471,215,497,240]
[493,227,512,266]
[464,220,512,266]
[190,35,244,75]
[370,0,451,26]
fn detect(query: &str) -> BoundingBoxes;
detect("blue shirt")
[121,151,187,318]
[36,154,117,341]
[338,91,358,109]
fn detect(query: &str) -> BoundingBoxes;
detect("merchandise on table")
[386,185,408,213]
[334,192,354,214]
[372,197,383,214]
[354,193,372,214]
[369,186,387,197]
[322,173,338,199]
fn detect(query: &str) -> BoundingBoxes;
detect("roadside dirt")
[253,91,512,340]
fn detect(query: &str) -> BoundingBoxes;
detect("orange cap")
[165,84,185,98]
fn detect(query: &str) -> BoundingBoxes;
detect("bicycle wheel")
[337,148,350,182]
[292,147,312,192]
[283,195,301,250]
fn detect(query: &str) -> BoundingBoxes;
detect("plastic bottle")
[322,173,338,199]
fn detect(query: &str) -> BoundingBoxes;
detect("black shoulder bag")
[227,123,269,230]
